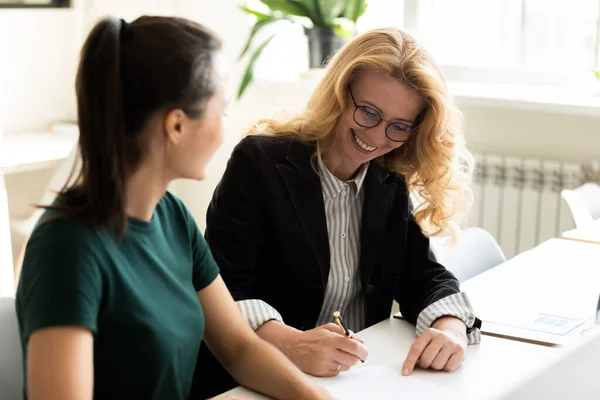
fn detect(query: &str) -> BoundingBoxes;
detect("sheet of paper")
[488,311,587,335]
[314,364,460,400]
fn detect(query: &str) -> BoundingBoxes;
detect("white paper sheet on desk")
[315,364,459,400]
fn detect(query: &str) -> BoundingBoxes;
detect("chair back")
[0,296,22,400]
[431,227,507,282]
[561,183,600,229]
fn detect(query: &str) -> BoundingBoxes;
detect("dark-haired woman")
[15,16,330,400]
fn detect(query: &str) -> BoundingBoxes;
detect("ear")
[164,109,187,145]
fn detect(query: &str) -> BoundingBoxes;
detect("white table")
[0,129,77,295]
[561,220,600,245]
[220,318,561,400]
[461,238,600,346]
[0,130,77,174]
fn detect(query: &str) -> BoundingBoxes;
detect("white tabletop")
[0,131,77,174]
[461,238,600,346]
[561,220,600,245]
[221,318,561,400]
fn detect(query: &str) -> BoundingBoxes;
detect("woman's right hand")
[279,323,369,377]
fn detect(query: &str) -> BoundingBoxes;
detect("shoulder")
[20,213,105,293]
[157,191,197,230]
[233,134,308,165]
[30,211,102,252]
[159,190,187,214]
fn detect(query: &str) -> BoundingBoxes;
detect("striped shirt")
[237,155,481,344]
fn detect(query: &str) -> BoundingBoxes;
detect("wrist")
[432,316,467,335]
[256,320,302,354]
[293,381,328,400]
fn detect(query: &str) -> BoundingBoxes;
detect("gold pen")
[333,310,365,363]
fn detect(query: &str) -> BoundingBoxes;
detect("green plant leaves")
[237,35,276,100]
[301,0,325,25]
[318,0,345,24]
[259,0,311,17]
[594,69,600,80]
[237,0,367,99]
[343,0,367,22]
[331,17,355,38]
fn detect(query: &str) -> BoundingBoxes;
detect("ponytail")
[71,17,129,235]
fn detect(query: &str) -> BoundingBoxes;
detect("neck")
[125,161,169,222]
[321,150,360,182]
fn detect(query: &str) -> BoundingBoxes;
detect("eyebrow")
[362,100,415,124]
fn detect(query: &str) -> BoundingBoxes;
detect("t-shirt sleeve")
[17,218,104,341]
[164,192,220,292]
[191,230,220,292]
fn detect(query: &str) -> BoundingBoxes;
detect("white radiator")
[469,153,597,259]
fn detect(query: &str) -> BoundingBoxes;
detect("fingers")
[333,348,363,369]
[334,336,369,362]
[417,336,445,369]
[320,360,348,377]
[429,341,455,370]
[443,349,465,372]
[321,323,368,362]
[404,328,467,374]
[402,331,433,376]
[323,322,346,336]
[348,330,365,344]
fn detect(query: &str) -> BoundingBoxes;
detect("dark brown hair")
[46,16,221,235]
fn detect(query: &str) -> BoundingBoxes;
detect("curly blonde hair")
[247,27,474,237]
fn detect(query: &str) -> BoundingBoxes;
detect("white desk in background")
[459,238,600,346]
[0,130,77,175]
[221,318,561,400]
[0,129,77,295]
[561,220,600,245]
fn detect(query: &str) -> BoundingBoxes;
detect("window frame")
[0,0,70,9]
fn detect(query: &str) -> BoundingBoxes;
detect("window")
[0,0,70,8]
[408,0,600,85]
[245,0,600,86]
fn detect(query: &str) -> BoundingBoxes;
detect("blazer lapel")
[360,162,397,285]
[276,140,331,288]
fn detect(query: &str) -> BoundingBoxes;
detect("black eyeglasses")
[348,85,414,143]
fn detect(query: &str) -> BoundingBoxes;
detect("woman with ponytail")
[16,16,330,400]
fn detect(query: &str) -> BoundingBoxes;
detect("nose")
[365,124,390,147]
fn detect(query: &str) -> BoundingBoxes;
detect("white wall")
[2,0,600,238]
[463,106,600,163]
[0,4,81,131]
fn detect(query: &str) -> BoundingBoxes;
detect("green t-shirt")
[16,192,219,400]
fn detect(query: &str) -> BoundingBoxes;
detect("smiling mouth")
[352,129,377,152]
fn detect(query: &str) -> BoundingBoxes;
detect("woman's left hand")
[401,316,468,376]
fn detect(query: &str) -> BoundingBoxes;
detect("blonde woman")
[192,27,481,398]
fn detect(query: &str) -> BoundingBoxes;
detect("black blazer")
[190,135,463,398]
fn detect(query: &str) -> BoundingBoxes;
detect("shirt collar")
[317,151,369,199]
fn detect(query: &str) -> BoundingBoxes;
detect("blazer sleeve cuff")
[237,299,284,331]
[415,292,482,345]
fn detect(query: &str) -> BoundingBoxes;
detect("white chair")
[430,227,506,282]
[560,183,600,229]
[0,296,23,400]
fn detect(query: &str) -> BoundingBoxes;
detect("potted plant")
[237,0,368,99]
